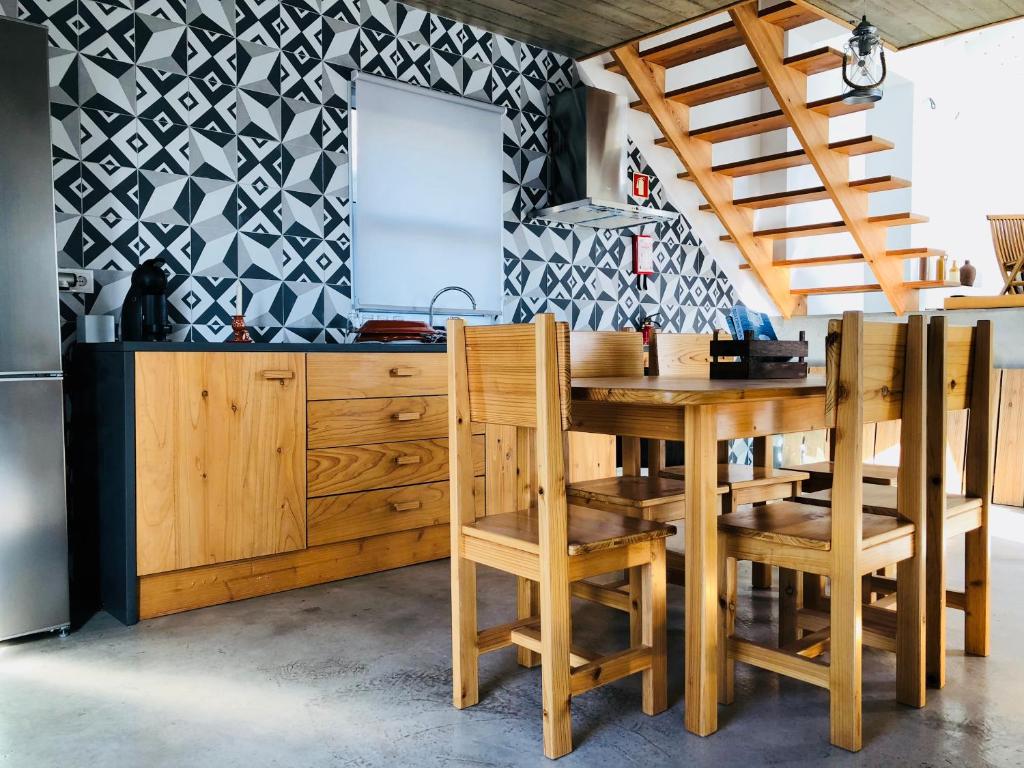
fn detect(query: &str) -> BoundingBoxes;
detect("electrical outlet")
[57,269,94,294]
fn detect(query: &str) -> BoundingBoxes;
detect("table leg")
[683,403,719,736]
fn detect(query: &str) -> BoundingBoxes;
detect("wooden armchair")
[717,312,927,751]
[447,315,674,759]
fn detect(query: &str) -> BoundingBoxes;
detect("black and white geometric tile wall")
[2,0,737,347]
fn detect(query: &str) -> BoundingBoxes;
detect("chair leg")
[778,568,803,647]
[829,571,862,752]
[516,577,541,668]
[452,556,479,709]
[717,533,735,705]
[964,525,991,657]
[642,540,668,715]
[628,566,643,649]
[897,549,926,708]
[751,563,773,590]
[539,574,573,759]
[925,512,947,688]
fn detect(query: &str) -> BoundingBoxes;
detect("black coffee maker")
[121,258,172,341]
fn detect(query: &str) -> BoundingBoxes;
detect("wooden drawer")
[308,396,485,448]
[308,396,443,448]
[307,478,484,546]
[307,436,485,497]
[307,353,446,400]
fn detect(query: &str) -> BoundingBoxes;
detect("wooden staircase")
[601,0,941,317]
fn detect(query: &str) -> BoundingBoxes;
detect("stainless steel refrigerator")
[0,18,71,641]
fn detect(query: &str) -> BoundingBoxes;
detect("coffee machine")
[120,258,172,341]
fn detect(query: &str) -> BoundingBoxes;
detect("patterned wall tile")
[7,0,735,352]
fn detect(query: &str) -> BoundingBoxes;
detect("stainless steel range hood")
[531,85,677,230]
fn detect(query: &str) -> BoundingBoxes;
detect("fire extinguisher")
[639,312,662,346]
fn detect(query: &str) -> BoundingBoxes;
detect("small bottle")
[936,254,946,283]
[948,259,960,284]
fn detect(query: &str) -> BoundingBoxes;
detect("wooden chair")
[650,330,809,588]
[564,331,727,630]
[988,214,1024,295]
[447,314,674,759]
[717,312,927,752]
[790,317,994,688]
[566,331,709,525]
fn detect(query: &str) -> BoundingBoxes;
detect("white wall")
[891,18,1024,298]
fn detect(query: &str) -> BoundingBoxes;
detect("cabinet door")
[135,352,306,575]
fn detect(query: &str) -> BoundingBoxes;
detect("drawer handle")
[389,367,417,378]
[395,455,422,466]
[393,411,422,422]
[261,370,296,381]
[391,500,422,513]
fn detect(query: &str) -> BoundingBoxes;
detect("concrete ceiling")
[402,0,1024,58]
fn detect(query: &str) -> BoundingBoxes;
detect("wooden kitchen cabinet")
[134,352,306,575]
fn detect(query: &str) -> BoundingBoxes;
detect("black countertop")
[81,341,447,353]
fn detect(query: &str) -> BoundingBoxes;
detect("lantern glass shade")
[842,17,886,104]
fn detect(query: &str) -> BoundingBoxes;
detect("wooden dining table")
[569,374,829,737]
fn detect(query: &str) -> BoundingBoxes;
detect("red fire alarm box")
[632,172,650,199]
[633,235,654,290]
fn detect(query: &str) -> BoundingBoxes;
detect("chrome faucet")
[428,286,477,329]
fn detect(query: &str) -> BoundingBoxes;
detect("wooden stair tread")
[739,248,946,270]
[785,46,844,76]
[667,66,765,107]
[784,461,899,485]
[808,94,875,117]
[758,1,823,29]
[688,109,788,144]
[721,212,928,242]
[832,135,895,155]
[796,484,983,519]
[566,474,727,509]
[791,279,957,296]
[464,506,675,556]
[663,47,840,109]
[606,21,743,74]
[680,136,893,180]
[718,501,914,551]
[660,463,809,489]
[701,175,911,212]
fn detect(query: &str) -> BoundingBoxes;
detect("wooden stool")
[718,312,927,752]
[447,315,674,759]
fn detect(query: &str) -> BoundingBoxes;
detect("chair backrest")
[825,312,926,542]
[649,332,714,377]
[570,331,644,477]
[447,314,572,560]
[570,331,644,378]
[988,215,1024,294]
[928,316,994,500]
[453,315,571,431]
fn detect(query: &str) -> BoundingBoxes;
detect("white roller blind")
[351,72,504,319]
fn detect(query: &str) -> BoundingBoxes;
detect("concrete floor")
[2,514,1024,767]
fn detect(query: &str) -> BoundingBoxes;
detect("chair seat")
[784,460,899,486]
[661,464,808,489]
[566,475,727,511]
[797,484,984,519]
[464,505,676,556]
[718,501,915,552]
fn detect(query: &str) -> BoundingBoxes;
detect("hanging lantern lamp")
[842,15,886,105]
